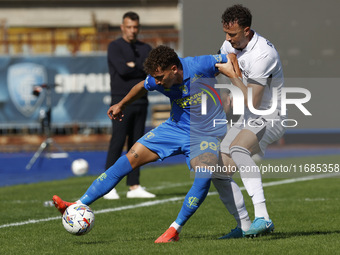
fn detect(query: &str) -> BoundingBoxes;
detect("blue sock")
[79,155,133,205]
[175,168,212,226]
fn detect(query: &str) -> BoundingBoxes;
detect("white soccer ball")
[71,158,89,176]
[62,204,95,235]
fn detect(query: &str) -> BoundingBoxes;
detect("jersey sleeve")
[248,55,278,86]
[196,54,228,77]
[220,40,237,55]
[143,75,157,91]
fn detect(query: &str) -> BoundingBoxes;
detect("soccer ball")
[71,158,89,176]
[62,204,95,235]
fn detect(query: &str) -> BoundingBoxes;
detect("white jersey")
[220,31,285,155]
[220,30,284,119]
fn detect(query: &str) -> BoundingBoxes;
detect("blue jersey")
[144,54,227,136]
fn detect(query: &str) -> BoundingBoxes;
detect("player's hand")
[227,53,242,78]
[215,53,241,78]
[215,62,236,78]
[126,61,136,68]
[107,104,125,121]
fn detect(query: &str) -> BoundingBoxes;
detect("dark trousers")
[105,103,148,186]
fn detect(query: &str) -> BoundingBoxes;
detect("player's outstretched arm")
[216,54,248,106]
[107,80,147,121]
[216,54,265,109]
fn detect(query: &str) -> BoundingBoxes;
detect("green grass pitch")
[0,155,339,254]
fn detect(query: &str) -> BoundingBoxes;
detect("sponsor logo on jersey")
[174,91,204,108]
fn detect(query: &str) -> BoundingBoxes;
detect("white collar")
[241,30,258,53]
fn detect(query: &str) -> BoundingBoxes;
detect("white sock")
[170,221,182,233]
[254,202,269,220]
[230,146,269,220]
[212,174,251,231]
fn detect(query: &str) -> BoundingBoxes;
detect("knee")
[125,153,138,169]
[192,152,218,168]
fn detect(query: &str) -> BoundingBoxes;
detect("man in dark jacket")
[104,11,155,199]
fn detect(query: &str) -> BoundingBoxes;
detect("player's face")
[152,65,178,89]
[223,22,250,50]
[121,18,140,43]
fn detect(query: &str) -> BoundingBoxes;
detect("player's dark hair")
[222,4,252,28]
[123,11,139,21]
[144,45,181,74]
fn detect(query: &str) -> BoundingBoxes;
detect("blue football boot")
[219,227,245,239]
[244,217,274,238]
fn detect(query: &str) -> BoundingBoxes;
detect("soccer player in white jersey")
[213,4,286,238]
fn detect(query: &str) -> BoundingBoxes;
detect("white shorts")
[220,111,286,156]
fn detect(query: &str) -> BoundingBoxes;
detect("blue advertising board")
[0,55,112,128]
[0,55,170,130]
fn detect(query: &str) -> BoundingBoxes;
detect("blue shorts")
[137,120,223,169]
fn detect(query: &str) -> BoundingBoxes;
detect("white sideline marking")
[95,196,185,214]
[143,181,193,191]
[0,217,61,229]
[3,182,194,205]
[304,198,327,201]
[1,173,339,229]
[114,181,193,196]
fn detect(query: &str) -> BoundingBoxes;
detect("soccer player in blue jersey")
[52,45,238,243]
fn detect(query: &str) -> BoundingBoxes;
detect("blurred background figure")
[104,11,155,199]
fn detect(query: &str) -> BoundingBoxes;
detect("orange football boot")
[52,195,75,215]
[154,227,180,243]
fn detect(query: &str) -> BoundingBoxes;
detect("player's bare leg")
[125,142,159,169]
